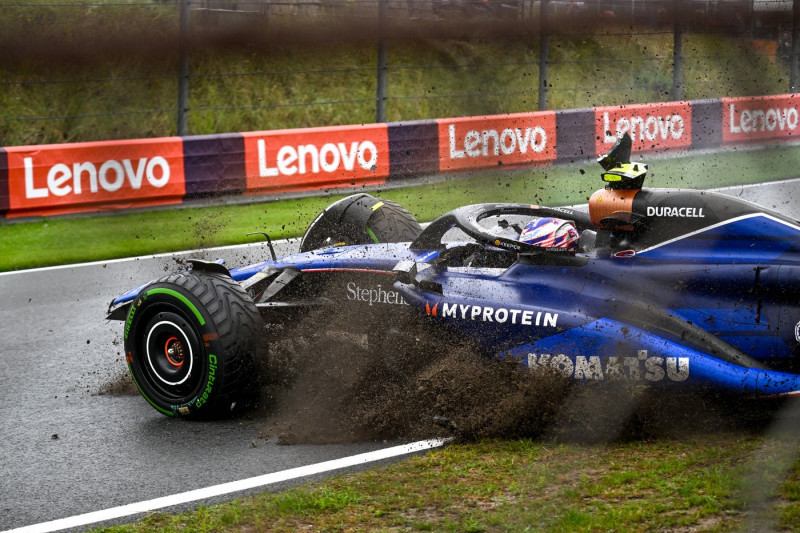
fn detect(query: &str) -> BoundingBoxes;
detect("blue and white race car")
[107,134,800,419]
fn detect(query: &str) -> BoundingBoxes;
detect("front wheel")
[123,271,264,419]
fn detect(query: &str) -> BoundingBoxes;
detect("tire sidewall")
[124,280,227,417]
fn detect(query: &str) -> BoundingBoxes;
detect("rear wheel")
[300,193,422,252]
[123,271,264,419]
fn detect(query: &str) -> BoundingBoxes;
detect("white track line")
[4,438,450,533]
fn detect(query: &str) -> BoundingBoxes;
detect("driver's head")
[519,217,580,250]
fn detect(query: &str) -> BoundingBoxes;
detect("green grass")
[3,144,799,272]
[93,434,800,532]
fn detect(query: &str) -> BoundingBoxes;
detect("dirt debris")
[98,310,783,444]
[251,321,782,445]
[94,372,138,397]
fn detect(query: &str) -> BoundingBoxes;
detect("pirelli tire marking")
[193,353,219,410]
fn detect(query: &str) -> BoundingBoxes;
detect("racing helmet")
[518,217,580,250]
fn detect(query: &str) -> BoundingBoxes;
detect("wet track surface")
[1,178,799,531]
[0,240,397,531]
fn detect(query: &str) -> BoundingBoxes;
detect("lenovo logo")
[447,124,548,159]
[5,139,185,218]
[438,112,557,171]
[722,95,800,143]
[24,156,171,199]
[601,112,685,144]
[728,104,799,134]
[243,125,389,194]
[257,139,379,177]
[595,103,692,155]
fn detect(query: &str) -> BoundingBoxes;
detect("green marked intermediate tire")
[300,193,422,252]
[123,271,264,419]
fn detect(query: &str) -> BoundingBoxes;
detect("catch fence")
[0,0,797,144]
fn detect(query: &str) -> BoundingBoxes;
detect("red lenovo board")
[722,94,800,144]
[242,124,390,194]
[5,138,185,218]
[437,112,557,172]
[594,102,692,156]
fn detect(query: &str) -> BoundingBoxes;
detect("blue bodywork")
[109,193,800,398]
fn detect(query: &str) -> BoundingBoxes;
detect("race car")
[107,134,800,419]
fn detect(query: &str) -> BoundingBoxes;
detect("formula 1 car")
[107,134,800,419]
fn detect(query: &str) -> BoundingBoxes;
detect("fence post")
[177,0,190,136]
[672,0,684,101]
[376,0,388,123]
[792,0,800,92]
[538,0,549,111]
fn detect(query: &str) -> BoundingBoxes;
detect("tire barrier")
[2,94,799,219]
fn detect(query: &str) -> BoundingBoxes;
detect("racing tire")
[123,271,264,419]
[300,194,422,252]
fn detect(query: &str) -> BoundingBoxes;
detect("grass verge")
[2,144,800,272]
[95,432,800,532]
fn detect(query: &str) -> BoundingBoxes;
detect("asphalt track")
[0,238,422,533]
[1,178,799,532]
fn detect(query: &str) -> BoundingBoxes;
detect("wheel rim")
[145,320,194,386]
[137,310,205,402]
